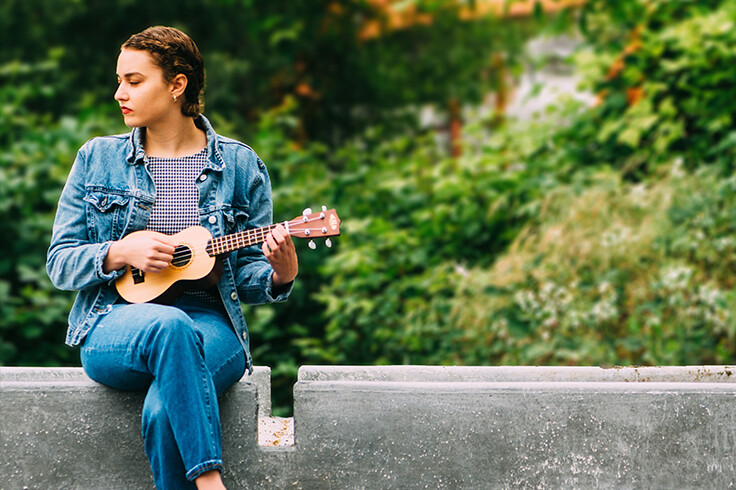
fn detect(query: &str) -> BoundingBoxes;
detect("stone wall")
[3,366,736,488]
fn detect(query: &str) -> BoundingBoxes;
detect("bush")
[450,164,736,367]
[567,0,736,176]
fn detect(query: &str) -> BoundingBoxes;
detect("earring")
[173,95,178,102]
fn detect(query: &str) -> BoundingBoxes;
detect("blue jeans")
[80,295,246,489]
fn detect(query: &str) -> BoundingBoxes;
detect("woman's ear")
[171,73,188,100]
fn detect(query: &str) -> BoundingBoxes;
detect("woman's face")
[114,48,177,128]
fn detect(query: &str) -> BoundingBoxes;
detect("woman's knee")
[211,348,246,395]
[144,306,204,350]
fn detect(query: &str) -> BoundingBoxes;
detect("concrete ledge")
[292,366,736,488]
[297,364,736,383]
[294,381,736,488]
[1,366,273,418]
[1,367,267,489]
[4,366,736,489]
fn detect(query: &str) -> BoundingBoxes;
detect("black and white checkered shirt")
[147,149,221,304]
[147,149,206,235]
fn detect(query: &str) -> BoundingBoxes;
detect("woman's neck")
[144,115,207,158]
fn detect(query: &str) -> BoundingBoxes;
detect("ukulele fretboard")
[205,224,278,256]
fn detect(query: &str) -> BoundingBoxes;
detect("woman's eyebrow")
[117,72,145,79]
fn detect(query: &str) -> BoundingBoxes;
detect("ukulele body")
[115,226,217,304]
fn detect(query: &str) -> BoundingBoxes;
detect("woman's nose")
[114,84,127,102]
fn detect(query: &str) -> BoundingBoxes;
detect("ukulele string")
[170,224,277,260]
[169,216,331,261]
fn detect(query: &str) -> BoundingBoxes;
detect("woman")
[46,26,298,489]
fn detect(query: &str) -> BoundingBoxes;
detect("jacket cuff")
[265,270,293,302]
[95,241,126,284]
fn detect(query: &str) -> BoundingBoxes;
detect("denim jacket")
[47,115,291,371]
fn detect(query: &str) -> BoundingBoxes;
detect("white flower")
[714,237,733,252]
[515,290,539,313]
[629,184,648,206]
[660,265,693,291]
[670,157,685,178]
[645,315,661,328]
[697,284,722,308]
[591,298,618,322]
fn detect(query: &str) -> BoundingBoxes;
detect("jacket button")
[199,173,207,182]
[242,331,247,340]
[208,216,217,224]
[230,292,238,301]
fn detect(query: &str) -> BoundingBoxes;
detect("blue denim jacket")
[47,115,291,371]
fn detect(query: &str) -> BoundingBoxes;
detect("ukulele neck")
[205,224,279,256]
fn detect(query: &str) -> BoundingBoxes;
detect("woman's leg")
[177,297,246,397]
[142,379,197,489]
[80,299,245,489]
[180,297,247,490]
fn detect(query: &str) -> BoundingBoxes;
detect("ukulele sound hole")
[171,245,192,268]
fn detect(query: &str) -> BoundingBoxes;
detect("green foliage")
[267,0,736,378]
[449,165,736,366]
[429,0,736,369]
[0,55,122,365]
[564,0,736,177]
[292,110,574,367]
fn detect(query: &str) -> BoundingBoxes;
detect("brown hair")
[122,26,205,117]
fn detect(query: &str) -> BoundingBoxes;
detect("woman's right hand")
[103,231,177,274]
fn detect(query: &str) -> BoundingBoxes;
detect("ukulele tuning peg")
[308,240,316,250]
[325,239,332,248]
[322,205,327,212]
[303,208,313,216]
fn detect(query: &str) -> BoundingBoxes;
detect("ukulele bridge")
[132,268,145,284]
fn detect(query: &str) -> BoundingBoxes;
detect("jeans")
[80,295,246,489]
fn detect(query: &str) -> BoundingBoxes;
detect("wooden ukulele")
[115,207,340,304]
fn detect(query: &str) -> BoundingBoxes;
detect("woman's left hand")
[262,223,298,286]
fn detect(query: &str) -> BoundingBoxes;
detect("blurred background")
[3,0,736,415]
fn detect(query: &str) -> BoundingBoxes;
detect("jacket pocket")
[221,205,251,235]
[83,189,131,242]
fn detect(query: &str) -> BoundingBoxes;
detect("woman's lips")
[121,107,132,114]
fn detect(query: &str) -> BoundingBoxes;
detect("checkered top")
[147,149,221,304]
[147,149,207,235]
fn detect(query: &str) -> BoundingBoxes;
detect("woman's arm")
[46,145,121,291]
[232,156,297,304]
[47,143,179,291]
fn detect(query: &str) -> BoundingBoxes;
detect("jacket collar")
[125,114,225,171]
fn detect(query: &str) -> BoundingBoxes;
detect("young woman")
[47,26,298,489]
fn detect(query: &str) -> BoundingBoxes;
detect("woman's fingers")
[262,224,298,286]
[118,232,177,272]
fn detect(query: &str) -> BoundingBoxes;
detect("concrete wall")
[3,366,736,489]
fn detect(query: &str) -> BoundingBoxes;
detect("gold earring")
[173,95,178,102]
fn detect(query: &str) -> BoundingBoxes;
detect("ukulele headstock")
[287,206,341,249]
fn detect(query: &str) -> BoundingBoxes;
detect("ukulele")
[115,207,340,304]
